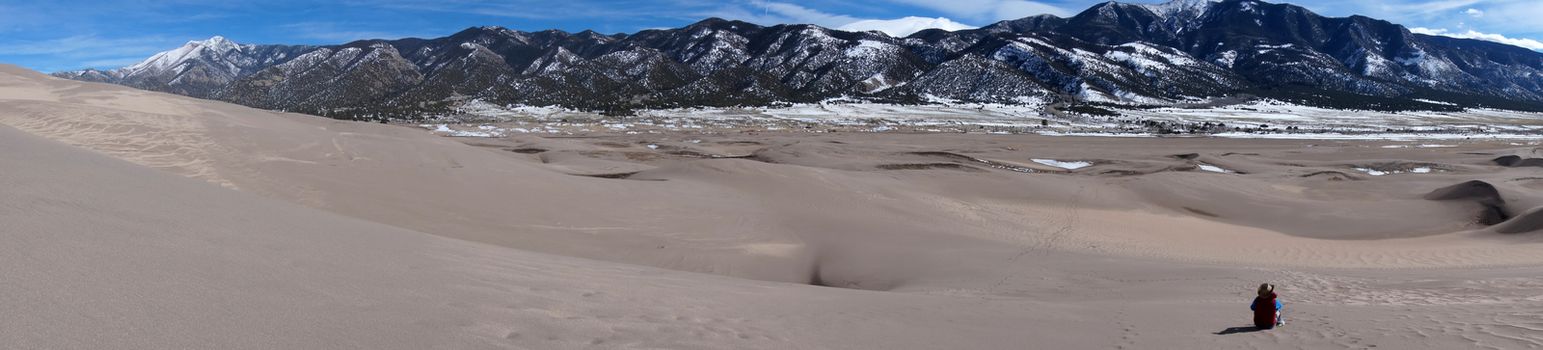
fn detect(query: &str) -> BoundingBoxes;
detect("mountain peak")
[982,14,1067,34]
[686,17,759,31]
[51,0,1543,116]
[575,29,618,40]
[690,17,732,27]
[1137,0,1220,18]
[451,26,523,41]
[191,36,240,52]
[124,36,240,74]
[1133,0,1221,32]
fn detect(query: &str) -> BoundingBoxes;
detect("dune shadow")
[1214,326,1262,335]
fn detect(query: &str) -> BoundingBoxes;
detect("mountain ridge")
[55,0,1543,120]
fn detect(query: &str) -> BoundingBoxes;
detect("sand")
[2,64,1542,349]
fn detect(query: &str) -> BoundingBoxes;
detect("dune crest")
[1494,207,1543,234]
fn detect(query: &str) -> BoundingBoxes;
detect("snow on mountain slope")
[63,36,315,99]
[1137,0,1219,21]
[52,0,1543,119]
[123,36,243,76]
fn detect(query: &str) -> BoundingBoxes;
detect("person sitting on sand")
[1250,283,1284,329]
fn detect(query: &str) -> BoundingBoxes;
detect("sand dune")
[1495,207,1543,234]
[3,64,1543,348]
[1494,155,1543,167]
[1425,180,1511,225]
[0,125,1109,349]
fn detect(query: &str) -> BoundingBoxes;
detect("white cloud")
[278,22,436,43]
[0,34,181,72]
[355,0,664,20]
[990,1,1073,19]
[761,2,863,27]
[706,2,984,37]
[699,1,862,28]
[1469,0,1543,34]
[1317,0,1481,28]
[1390,0,1483,17]
[839,17,976,37]
[1410,27,1543,50]
[881,0,1072,22]
[1463,8,1483,17]
[78,57,151,69]
[0,35,169,56]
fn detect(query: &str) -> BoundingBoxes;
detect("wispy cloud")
[0,35,175,59]
[1382,0,1483,18]
[880,0,1071,22]
[351,0,926,30]
[1469,0,1543,36]
[278,22,439,42]
[349,0,697,21]
[1410,27,1543,50]
[0,3,51,34]
[78,57,154,69]
[698,1,865,27]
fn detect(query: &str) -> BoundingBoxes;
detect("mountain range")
[56,0,1543,120]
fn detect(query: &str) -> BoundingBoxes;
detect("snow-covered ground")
[1355,167,1434,176]
[417,99,1543,140]
[1110,99,1543,138]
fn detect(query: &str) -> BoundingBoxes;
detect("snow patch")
[420,124,504,138]
[1413,98,1457,106]
[1032,159,1093,170]
[1214,50,1238,68]
[1355,167,1433,176]
[1197,163,1233,173]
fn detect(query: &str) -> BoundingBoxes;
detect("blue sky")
[2,0,1539,72]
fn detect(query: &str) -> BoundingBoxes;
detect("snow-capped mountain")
[57,0,1543,120]
[1051,0,1542,108]
[57,37,315,99]
[1137,0,1218,32]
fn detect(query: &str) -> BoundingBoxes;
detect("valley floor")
[422,99,1543,140]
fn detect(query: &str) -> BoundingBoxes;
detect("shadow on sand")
[1215,326,1264,335]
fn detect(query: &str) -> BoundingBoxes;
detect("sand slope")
[3,64,1543,349]
[0,120,1113,349]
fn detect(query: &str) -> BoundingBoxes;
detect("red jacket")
[1251,292,1280,328]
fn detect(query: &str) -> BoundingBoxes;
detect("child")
[1250,283,1283,329]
